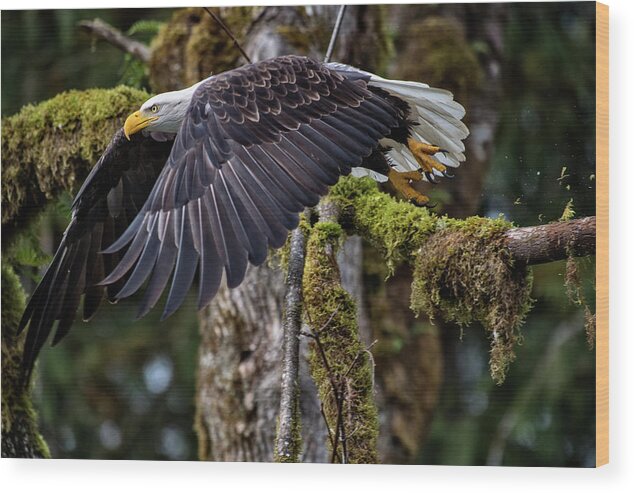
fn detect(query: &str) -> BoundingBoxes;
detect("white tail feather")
[326,62,469,184]
[368,74,469,181]
[351,167,388,182]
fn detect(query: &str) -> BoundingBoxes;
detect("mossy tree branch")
[327,176,595,384]
[1,86,151,245]
[303,201,379,463]
[0,86,153,458]
[330,177,596,268]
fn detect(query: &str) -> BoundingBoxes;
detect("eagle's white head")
[123,79,207,139]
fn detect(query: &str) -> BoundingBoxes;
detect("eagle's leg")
[407,138,448,177]
[387,169,430,207]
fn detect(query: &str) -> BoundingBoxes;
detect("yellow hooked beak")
[123,111,158,140]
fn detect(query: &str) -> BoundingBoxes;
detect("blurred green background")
[1,3,596,465]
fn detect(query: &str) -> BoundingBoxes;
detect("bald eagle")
[18,55,468,382]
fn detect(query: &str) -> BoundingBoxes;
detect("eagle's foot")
[387,169,431,207]
[407,138,448,179]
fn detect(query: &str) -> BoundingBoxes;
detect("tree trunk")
[195,265,328,462]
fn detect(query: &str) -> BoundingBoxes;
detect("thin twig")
[310,327,339,397]
[316,306,340,335]
[203,7,252,64]
[339,380,350,463]
[320,402,341,461]
[343,340,378,379]
[324,5,347,63]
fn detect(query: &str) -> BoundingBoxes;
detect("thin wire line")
[324,5,347,63]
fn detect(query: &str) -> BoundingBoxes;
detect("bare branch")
[503,216,596,265]
[308,321,348,464]
[79,19,151,63]
[275,226,307,462]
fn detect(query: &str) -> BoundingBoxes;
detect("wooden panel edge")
[595,0,609,468]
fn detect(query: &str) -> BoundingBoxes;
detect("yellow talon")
[387,169,430,207]
[407,138,447,175]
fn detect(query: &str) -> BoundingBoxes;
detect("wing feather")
[18,130,174,384]
[104,55,402,317]
[162,208,200,319]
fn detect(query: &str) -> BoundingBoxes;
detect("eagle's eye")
[151,104,159,113]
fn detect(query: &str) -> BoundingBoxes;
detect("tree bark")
[274,225,307,462]
[504,216,596,265]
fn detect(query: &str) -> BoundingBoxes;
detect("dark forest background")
[1,2,596,465]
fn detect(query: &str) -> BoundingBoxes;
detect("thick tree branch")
[1,86,150,246]
[303,200,380,463]
[503,216,596,265]
[331,179,596,269]
[79,19,151,63]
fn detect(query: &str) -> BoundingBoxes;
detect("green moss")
[1,262,50,457]
[564,255,596,349]
[303,219,379,463]
[331,177,438,274]
[328,177,534,384]
[560,198,576,222]
[1,86,150,242]
[410,217,533,384]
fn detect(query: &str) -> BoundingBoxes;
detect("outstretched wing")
[103,55,402,319]
[19,129,174,383]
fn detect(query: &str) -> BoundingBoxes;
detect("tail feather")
[376,85,467,146]
[367,74,469,180]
